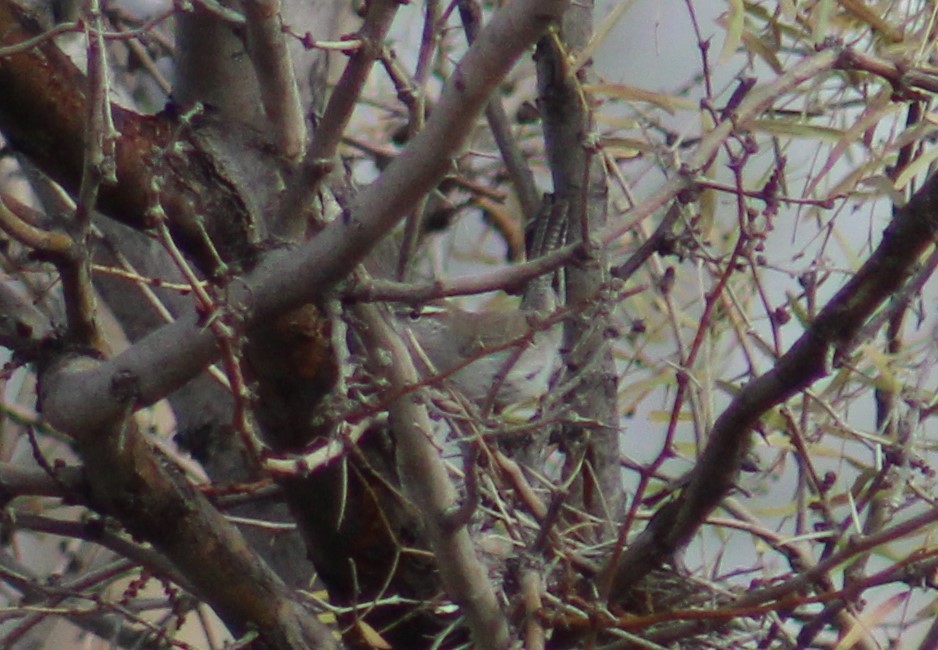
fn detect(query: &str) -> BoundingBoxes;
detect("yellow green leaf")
[721,0,745,63]
[584,83,695,114]
[894,145,938,191]
[834,592,909,650]
[811,0,834,43]
[749,119,846,140]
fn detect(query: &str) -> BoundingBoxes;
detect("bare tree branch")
[38,407,341,649]
[6,2,936,647]
[356,302,511,649]
[36,0,571,438]
[606,161,938,601]
[243,0,307,161]
[272,0,402,240]
[536,2,624,532]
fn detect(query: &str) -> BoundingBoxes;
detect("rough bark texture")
[1,1,571,646]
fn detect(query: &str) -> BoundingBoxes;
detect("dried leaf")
[357,620,393,650]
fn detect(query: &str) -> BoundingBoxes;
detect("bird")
[399,295,561,417]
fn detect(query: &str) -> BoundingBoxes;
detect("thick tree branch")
[357,303,511,649]
[37,0,571,437]
[0,0,257,270]
[243,0,307,160]
[536,4,624,530]
[32,399,340,649]
[605,162,938,601]
[173,5,263,127]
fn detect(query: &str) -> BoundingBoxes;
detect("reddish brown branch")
[0,0,256,271]
[605,166,938,601]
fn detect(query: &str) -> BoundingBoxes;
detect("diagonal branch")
[37,0,571,437]
[356,302,511,649]
[0,0,257,270]
[31,393,341,648]
[272,0,402,240]
[242,0,307,160]
[605,159,938,602]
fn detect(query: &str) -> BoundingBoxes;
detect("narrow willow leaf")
[721,0,745,63]
[749,119,845,140]
[584,83,695,114]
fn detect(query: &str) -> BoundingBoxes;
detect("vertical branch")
[174,5,263,124]
[395,0,439,279]
[0,195,104,351]
[75,0,116,233]
[53,0,116,351]
[458,0,540,222]
[272,0,402,240]
[536,3,623,530]
[243,0,307,161]
[355,302,511,649]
